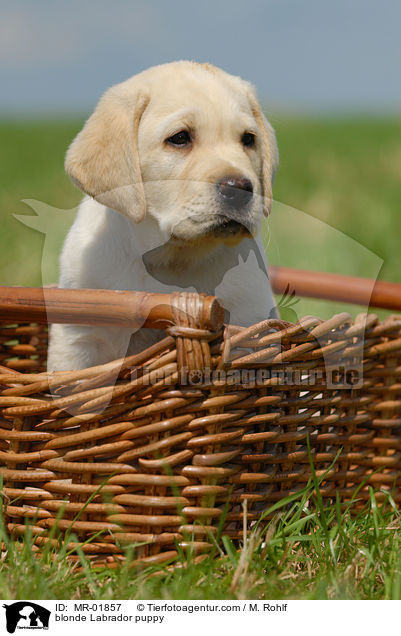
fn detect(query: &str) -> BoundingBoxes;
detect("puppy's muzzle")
[217,176,254,209]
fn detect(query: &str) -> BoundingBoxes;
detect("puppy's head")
[65,61,278,251]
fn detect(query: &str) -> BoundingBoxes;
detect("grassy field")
[1,115,401,600]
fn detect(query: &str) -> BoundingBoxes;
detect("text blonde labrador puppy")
[48,61,279,371]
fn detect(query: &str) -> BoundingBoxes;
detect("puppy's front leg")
[47,323,132,372]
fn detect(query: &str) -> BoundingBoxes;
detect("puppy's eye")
[166,130,191,146]
[241,132,256,148]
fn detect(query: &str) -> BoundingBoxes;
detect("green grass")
[267,115,401,320]
[2,482,401,600]
[1,115,401,599]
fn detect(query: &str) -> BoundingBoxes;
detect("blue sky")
[1,0,400,114]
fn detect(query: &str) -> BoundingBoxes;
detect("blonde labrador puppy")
[48,61,279,372]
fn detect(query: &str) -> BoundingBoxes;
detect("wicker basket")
[1,269,401,568]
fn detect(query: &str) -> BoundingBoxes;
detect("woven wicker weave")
[1,279,401,568]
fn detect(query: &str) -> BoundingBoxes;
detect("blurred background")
[1,0,400,319]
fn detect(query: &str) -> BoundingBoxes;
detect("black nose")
[217,176,253,209]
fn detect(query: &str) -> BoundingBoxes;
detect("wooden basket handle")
[0,266,399,332]
[270,267,401,312]
[0,286,225,332]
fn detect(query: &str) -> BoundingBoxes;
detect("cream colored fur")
[48,61,279,371]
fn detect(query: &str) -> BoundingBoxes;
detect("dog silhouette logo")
[3,602,50,633]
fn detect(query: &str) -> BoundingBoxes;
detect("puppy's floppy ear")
[247,88,279,216]
[65,84,150,223]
